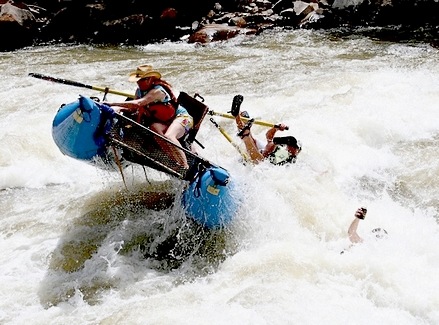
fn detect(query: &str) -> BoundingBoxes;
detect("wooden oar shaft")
[29,73,135,99]
[209,110,287,129]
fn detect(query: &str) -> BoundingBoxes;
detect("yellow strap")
[209,118,251,163]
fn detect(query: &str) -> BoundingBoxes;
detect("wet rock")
[188,23,258,43]
[0,0,36,51]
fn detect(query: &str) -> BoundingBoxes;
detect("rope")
[111,146,128,190]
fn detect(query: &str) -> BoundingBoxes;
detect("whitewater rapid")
[1,29,439,324]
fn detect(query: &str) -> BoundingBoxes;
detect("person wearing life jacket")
[104,65,194,169]
[230,94,302,165]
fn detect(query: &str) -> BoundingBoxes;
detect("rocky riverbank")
[2,0,439,52]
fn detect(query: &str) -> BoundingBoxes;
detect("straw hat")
[128,64,162,82]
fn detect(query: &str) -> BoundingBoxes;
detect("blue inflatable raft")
[52,95,111,161]
[51,95,237,229]
[183,166,237,229]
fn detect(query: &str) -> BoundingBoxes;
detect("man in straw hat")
[104,64,194,169]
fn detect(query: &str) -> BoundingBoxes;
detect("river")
[1,29,439,324]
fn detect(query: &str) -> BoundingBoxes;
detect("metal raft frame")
[107,92,214,181]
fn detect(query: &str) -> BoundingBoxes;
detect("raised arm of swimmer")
[348,207,367,244]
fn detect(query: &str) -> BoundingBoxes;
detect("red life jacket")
[136,82,177,124]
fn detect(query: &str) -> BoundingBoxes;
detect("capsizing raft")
[52,95,115,163]
[51,94,238,229]
[183,166,237,229]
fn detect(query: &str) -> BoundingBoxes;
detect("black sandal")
[230,94,244,117]
[237,118,254,138]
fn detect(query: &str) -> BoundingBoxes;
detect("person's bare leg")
[236,118,264,163]
[235,114,246,129]
[150,122,188,169]
[231,94,263,163]
[164,121,189,169]
[241,134,264,163]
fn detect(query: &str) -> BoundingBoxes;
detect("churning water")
[1,29,439,324]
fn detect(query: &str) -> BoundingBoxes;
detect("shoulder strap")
[153,81,178,107]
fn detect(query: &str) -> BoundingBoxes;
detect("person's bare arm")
[348,208,367,243]
[348,217,363,243]
[262,123,288,156]
[104,88,166,113]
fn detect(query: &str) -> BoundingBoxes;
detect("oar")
[28,73,135,99]
[208,110,288,130]
[209,118,251,163]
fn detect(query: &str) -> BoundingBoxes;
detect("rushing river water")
[1,29,439,324]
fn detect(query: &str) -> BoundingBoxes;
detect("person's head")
[371,228,388,239]
[269,136,302,165]
[128,64,162,90]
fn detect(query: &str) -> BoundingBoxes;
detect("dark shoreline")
[2,0,439,52]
